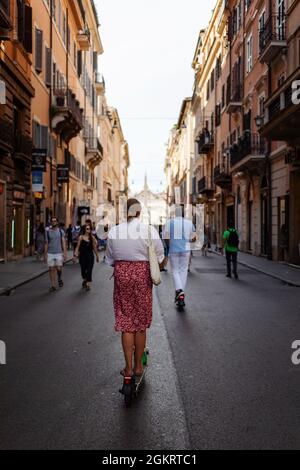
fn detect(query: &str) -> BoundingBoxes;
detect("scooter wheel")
[123,384,133,407]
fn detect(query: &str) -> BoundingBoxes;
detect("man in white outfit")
[163,206,196,305]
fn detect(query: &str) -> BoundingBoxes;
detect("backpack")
[72,226,81,243]
[227,229,239,248]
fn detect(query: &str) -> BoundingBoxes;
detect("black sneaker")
[234,274,239,280]
[226,274,232,278]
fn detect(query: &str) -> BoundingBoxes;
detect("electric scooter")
[119,349,149,407]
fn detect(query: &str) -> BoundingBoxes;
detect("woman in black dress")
[75,224,99,290]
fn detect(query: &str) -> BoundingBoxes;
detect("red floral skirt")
[113,261,153,332]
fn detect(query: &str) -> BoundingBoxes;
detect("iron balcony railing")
[86,138,103,155]
[230,132,266,166]
[226,82,243,105]
[197,131,214,153]
[259,14,286,54]
[198,176,214,193]
[53,88,83,128]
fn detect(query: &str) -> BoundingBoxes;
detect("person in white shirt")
[106,198,166,378]
[163,206,196,306]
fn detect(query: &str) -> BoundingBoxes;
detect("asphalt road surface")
[0,252,300,449]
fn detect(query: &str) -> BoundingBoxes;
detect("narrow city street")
[1,252,300,450]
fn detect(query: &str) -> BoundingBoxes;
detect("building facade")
[0,0,35,261]
[166,0,299,266]
[0,0,129,261]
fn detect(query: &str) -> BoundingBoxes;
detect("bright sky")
[95,0,215,193]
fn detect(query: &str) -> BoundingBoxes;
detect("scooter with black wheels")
[119,348,149,407]
[176,292,185,312]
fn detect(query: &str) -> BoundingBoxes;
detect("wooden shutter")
[41,126,48,150]
[77,50,82,77]
[45,47,52,86]
[227,16,233,42]
[24,5,32,53]
[93,52,98,72]
[35,28,43,73]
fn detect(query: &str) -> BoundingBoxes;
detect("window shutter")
[45,47,52,86]
[35,28,43,73]
[227,16,233,43]
[24,5,32,53]
[93,51,98,72]
[41,126,48,150]
[77,50,82,77]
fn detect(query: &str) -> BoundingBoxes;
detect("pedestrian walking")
[106,198,166,378]
[74,224,99,291]
[66,224,73,250]
[44,217,67,292]
[202,227,209,257]
[35,222,46,261]
[71,221,81,261]
[222,220,239,279]
[163,206,196,306]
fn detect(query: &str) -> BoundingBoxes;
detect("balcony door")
[277,0,285,40]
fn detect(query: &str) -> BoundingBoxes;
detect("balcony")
[198,176,214,196]
[197,131,214,154]
[0,0,12,36]
[85,138,103,169]
[77,28,90,50]
[214,164,232,189]
[259,15,287,64]
[95,73,105,92]
[51,88,83,144]
[0,118,13,153]
[230,132,267,172]
[13,133,33,162]
[226,83,243,114]
[260,69,300,143]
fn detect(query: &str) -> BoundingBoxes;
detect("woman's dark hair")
[127,198,142,219]
[82,224,93,242]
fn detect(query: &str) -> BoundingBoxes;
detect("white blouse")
[105,219,165,266]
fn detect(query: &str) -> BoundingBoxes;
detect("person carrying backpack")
[223,220,239,279]
[44,217,67,292]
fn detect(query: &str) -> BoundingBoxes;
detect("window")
[206,82,210,101]
[245,0,252,13]
[246,35,253,73]
[62,13,66,45]
[211,69,215,92]
[259,95,265,117]
[222,84,225,108]
[52,62,56,89]
[259,10,265,34]
[278,0,285,40]
[17,1,32,53]
[35,28,43,73]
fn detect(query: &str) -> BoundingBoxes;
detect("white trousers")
[169,252,190,291]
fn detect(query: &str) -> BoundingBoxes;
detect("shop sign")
[32,171,43,193]
[32,149,47,171]
[57,165,69,183]
[78,206,90,216]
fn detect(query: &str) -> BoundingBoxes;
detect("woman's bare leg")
[121,332,135,375]
[134,331,146,375]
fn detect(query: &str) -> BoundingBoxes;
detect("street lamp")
[255,115,264,129]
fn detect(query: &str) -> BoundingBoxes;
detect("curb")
[0,257,74,296]
[211,250,300,288]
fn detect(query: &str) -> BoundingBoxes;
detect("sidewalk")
[0,251,74,296]
[211,246,300,287]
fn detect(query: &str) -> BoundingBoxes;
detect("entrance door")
[261,193,268,255]
[227,205,234,226]
[0,182,5,260]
